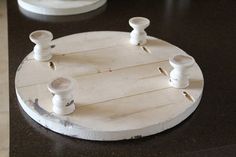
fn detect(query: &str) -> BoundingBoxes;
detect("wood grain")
[15,31,204,141]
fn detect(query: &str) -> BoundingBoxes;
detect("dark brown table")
[8,0,236,156]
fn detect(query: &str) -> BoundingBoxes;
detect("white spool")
[129,17,150,45]
[29,30,53,62]
[48,77,75,115]
[169,54,195,88]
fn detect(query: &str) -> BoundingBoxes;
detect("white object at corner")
[30,30,53,62]
[48,77,75,115]
[17,0,107,16]
[169,54,195,88]
[129,17,150,45]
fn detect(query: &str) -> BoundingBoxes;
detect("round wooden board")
[17,0,107,16]
[15,31,204,141]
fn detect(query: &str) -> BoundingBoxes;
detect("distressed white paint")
[17,0,107,16]
[15,31,204,141]
[48,77,75,115]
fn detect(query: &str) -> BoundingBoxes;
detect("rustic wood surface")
[15,31,203,140]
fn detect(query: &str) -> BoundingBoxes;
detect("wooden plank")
[0,0,9,154]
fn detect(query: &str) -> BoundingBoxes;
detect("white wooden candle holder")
[129,17,150,45]
[29,30,53,62]
[17,0,107,16]
[169,55,195,88]
[15,28,204,141]
[48,77,75,115]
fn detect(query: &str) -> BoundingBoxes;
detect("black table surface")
[8,0,236,156]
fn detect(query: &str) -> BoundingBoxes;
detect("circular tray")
[18,0,107,16]
[15,31,204,141]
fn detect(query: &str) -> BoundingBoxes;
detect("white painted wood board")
[15,31,204,141]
